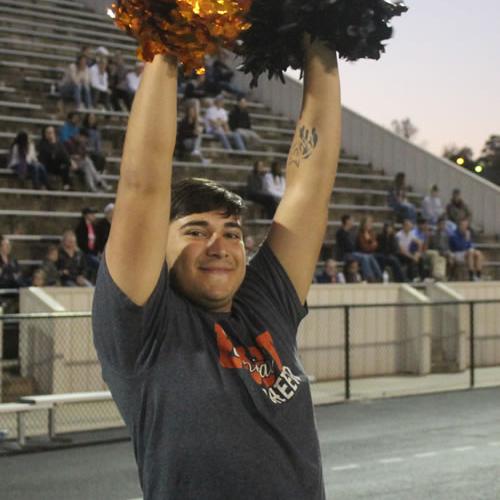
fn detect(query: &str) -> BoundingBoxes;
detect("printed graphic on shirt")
[214,323,301,405]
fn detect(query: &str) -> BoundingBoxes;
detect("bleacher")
[0,0,499,282]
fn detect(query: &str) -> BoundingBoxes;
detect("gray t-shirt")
[92,242,325,500]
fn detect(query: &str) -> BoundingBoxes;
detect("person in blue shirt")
[449,218,483,280]
[59,111,81,145]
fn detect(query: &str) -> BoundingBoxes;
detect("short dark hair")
[341,214,351,226]
[170,178,245,221]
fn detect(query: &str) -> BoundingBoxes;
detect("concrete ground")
[0,387,499,499]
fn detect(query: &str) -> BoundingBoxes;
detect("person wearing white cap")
[89,57,112,110]
[95,203,114,255]
[126,62,145,104]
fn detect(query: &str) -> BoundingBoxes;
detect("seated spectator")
[376,222,405,282]
[67,132,111,192]
[315,259,346,284]
[38,125,74,190]
[429,216,455,279]
[388,172,417,223]
[108,51,131,111]
[0,236,22,289]
[126,62,144,104]
[205,52,243,98]
[75,207,100,279]
[89,57,112,110]
[335,214,381,282]
[41,245,61,286]
[184,73,209,100]
[205,97,245,150]
[177,101,207,162]
[229,97,261,149]
[263,161,286,202]
[356,216,383,281]
[59,55,92,109]
[344,259,363,284]
[8,131,49,190]
[246,160,278,219]
[82,113,106,173]
[57,230,92,287]
[79,45,95,67]
[449,218,483,281]
[31,269,46,287]
[59,111,81,145]
[396,219,423,281]
[446,189,472,225]
[422,185,445,225]
[244,235,258,262]
[413,217,444,280]
[95,203,114,255]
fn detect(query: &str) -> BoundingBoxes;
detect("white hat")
[96,46,110,56]
[104,203,115,214]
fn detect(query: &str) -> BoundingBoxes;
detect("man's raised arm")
[267,37,341,303]
[105,55,178,306]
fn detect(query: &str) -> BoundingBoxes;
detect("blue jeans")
[12,162,48,189]
[211,129,246,151]
[60,82,92,108]
[349,252,383,282]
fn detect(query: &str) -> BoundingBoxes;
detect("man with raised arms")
[92,36,341,499]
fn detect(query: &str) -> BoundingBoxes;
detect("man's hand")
[76,275,87,286]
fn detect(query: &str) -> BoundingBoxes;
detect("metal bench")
[0,402,53,446]
[18,391,113,441]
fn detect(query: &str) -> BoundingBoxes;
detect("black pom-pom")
[237,0,408,87]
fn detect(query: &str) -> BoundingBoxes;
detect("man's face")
[63,234,77,251]
[239,98,247,110]
[459,219,469,233]
[166,211,246,312]
[45,126,56,144]
[403,220,413,232]
[325,259,337,276]
[344,218,353,230]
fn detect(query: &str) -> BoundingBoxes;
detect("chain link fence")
[1,300,500,450]
[0,313,122,447]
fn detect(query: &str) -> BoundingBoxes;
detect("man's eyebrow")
[179,220,242,230]
[179,220,210,230]
[224,221,243,230]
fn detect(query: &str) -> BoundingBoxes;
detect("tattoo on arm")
[288,125,319,168]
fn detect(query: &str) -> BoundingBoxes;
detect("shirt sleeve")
[92,254,170,376]
[241,242,308,335]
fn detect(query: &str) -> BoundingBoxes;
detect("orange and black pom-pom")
[111,0,252,74]
[237,0,409,87]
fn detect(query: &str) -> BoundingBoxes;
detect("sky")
[292,0,500,158]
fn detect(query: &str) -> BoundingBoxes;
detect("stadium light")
[456,157,465,166]
[474,165,484,174]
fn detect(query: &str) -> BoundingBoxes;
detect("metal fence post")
[469,302,475,389]
[344,305,351,400]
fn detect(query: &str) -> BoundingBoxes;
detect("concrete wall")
[443,282,500,367]
[426,283,467,371]
[19,287,104,395]
[297,284,431,381]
